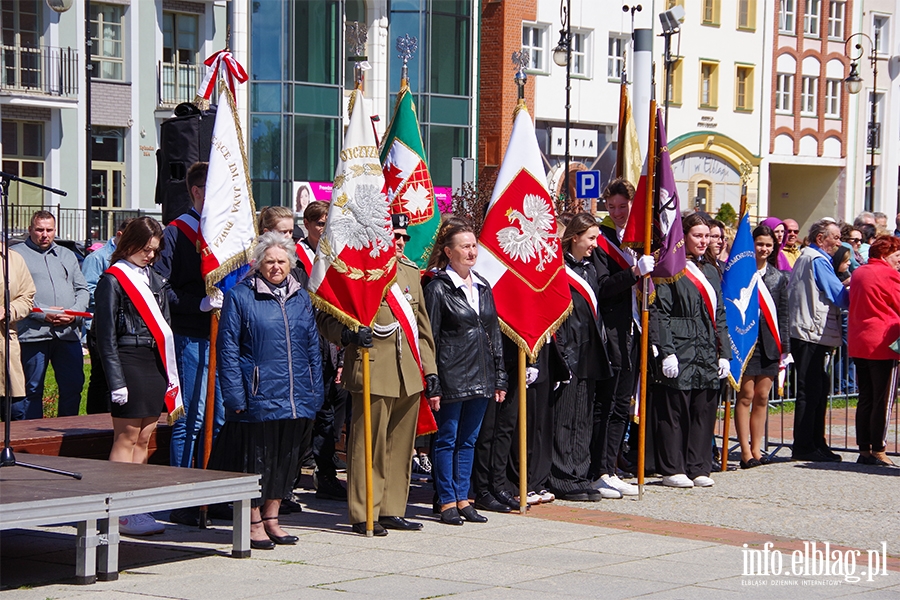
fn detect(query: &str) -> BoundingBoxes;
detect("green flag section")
[380,85,440,268]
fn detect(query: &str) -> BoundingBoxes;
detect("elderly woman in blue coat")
[210,232,324,550]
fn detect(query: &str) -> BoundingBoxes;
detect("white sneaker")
[517,492,542,505]
[119,513,165,536]
[604,474,639,496]
[597,486,623,499]
[692,475,715,487]
[662,474,694,488]
[538,489,555,503]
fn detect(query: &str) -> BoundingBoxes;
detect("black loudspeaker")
[155,102,217,224]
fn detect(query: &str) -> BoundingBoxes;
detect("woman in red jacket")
[848,235,900,467]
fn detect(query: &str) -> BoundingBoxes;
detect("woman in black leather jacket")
[424,218,507,526]
[548,212,613,501]
[94,217,172,536]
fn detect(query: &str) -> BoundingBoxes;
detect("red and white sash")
[684,260,717,326]
[295,239,315,275]
[172,212,200,249]
[565,265,598,320]
[596,232,634,272]
[757,275,782,355]
[106,261,184,424]
[384,282,437,436]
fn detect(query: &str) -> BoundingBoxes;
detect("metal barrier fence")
[6,205,162,247]
[716,344,900,459]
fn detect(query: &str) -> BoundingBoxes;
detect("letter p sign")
[576,170,601,199]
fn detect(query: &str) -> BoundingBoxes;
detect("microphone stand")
[0,171,81,479]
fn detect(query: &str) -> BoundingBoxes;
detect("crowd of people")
[3,164,899,543]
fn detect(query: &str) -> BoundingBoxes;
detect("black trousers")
[85,327,110,414]
[854,358,895,453]
[790,338,832,455]
[591,343,637,478]
[472,384,518,497]
[653,387,716,478]
[507,374,553,493]
[312,370,349,479]
[548,378,595,494]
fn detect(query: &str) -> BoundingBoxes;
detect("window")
[804,0,820,36]
[666,0,684,7]
[161,12,200,105]
[607,35,626,80]
[800,76,817,115]
[827,1,845,39]
[570,30,590,77]
[735,66,753,111]
[738,0,756,30]
[90,3,124,80]
[873,16,889,54]
[702,0,720,25]
[1,0,42,89]
[775,73,793,113]
[824,79,840,117]
[667,58,683,105]
[780,0,795,33]
[699,61,718,108]
[91,127,125,209]
[522,23,548,73]
[1,120,44,206]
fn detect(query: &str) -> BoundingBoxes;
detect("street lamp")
[552,0,571,208]
[658,5,684,133]
[844,32,879,212]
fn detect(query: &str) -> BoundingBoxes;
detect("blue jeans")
[169,334,223,468]
[18,340,84,419]
[433,397,490,505]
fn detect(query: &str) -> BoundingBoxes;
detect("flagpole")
[361,348,374,537]
[198,312,219,528]
[636,98,658,500]
[517,348,528,514]
[616,60,627,180]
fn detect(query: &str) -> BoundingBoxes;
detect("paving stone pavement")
[1,451,899,599]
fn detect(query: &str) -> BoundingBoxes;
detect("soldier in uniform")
[316,214,441,535]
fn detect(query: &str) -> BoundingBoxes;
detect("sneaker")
[661,474,694,488]
[526,491,542,505]
[692,475,715,487]
[596,486,622,499]
[120,513,165,536]
[411,454,422,473]
[605,474,639,496]
[417,453,432,475]
[538,489,555,503]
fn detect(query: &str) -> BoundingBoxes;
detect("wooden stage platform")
[0,454,259,584]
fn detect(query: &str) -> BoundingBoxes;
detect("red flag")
[475,104,571,359]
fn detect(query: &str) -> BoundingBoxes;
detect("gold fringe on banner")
[498,301,573,363]
[167,404,185,426]
[726,340,758,392]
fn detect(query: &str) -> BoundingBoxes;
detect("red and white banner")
[197,50,248,104]
[106,262,184,424]
[308,90,396,329]
[475,105,571,359]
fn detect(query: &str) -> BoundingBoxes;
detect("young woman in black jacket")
[424,219,507,526]
[548,212,613,501]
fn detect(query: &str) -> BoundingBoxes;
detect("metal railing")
[0,44,79,97]
[158,61,202,107]
[6,205,161,247]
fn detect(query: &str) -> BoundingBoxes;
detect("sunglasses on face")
[786,229,799,234]
[394,233,411,242]
[849,238,862,244]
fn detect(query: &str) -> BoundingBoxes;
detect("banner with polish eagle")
[307,90,396,329]
[380,84,440,268]
[198,84,256,295]
[475,103,572,360]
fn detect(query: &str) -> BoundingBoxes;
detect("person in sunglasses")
[781,219,801,268]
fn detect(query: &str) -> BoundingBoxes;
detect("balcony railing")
[0,45,79,97]
[158,61,202,107]
[8,205,160,245]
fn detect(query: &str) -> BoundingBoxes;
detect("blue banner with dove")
[722,212,760,390]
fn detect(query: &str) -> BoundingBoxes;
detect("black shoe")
[351,522,388,536]
[562,491,590,501]
[474,492,512,513]
[817,447,842,462]
[495,490,520,509]
[315,473,348,501]
[439,507,464,525]
[792,449,834,462]
[251,537,275,550]
[458,505,488,523]
[207,503,233,521]
[857,454,876,465]
[740,458,762,469]
[169,507,210,527]
[758,454,771,465]
[585,490,603,502]
[262,517,298,544]
[280,498,304,514]
[378,516,423,531]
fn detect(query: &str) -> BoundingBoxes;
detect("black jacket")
[94,266,171,392]
[557,254,613,381]
[424,269,507,402]
[758,263,790,361]
[593,225,640,370]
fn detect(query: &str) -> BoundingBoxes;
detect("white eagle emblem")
[496,193,557,271]
[328,183,393,258]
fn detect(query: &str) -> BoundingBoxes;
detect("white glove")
[780,353,793,368]
[525,367,539,386]
[662,355,679,379]
[635,255,656,276]
[717,358,730,380]
[652,345,659,358]
[199,290,224,312]
[111,387,129,405]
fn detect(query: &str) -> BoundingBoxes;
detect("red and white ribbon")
[197,50,248,103]
[565,265,598,320]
